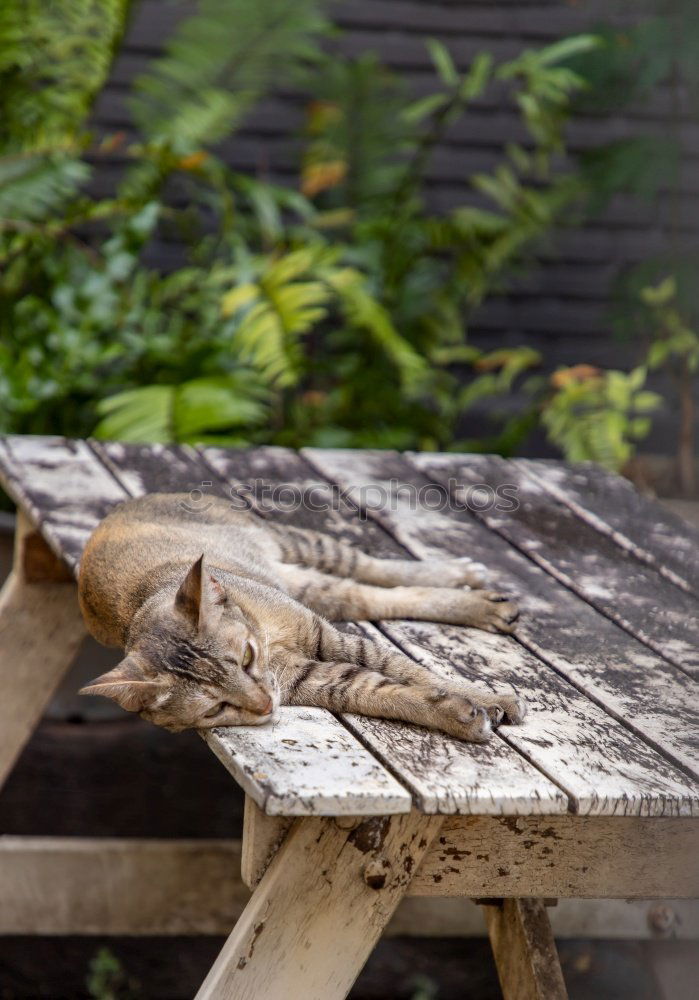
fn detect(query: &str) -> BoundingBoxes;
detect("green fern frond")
[0,0,130,148]
[220,248,429,392]
[541,367,660,471]
[300,52,412,211]
[130,0,329,151]
[222,250,333,386]
[324,267,428,391]
[0,151,90,222]
[94,373,270,443]
[0,0,130,222]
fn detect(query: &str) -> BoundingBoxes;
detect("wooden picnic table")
[0,435,697,1000]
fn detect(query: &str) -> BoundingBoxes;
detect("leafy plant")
[561,1,699,484]
[86,946,140,1000]
[96,374,271,444]
[177,32,596,450]
[641,277,699,492]
[541,363,660,471]
[0,0,329,442]
[131,0,328,152]
[1,0,601,454]
[408,974,439,1000]
[0,0,129,221]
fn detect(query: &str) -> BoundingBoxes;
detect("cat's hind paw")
[447,691,526,740]
[441,557,488,589]
[436,694,494,742]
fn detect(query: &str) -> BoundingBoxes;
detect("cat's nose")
[256,695,273,717]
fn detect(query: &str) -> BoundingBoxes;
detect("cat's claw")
[450,692,526,739]
[461,705,492,742]
[481,693,526,726]
[486,703,505,726]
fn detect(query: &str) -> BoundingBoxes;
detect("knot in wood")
[363,856,390,890]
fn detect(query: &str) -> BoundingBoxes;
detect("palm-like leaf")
[323,266,428,391]
[95,373,270,443]
[0,151,90,222]
[0,0,130,222]
[130,0,329,152]
[221,247,428,391]
[222,249,333,386]
[0,0,129,147]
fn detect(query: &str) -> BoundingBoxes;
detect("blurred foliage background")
[0,0,697,485]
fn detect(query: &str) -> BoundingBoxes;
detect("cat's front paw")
[471,591,520,633]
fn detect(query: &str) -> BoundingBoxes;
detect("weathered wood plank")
[4,836,698,935]
[343,623,568,816]
[411,451,699,678]
[0,510,87,788]
[206,707,410,816]
[199,444,568,816]
[483,898,569,1000]
[410,814,699,899]
[410,454,699,777]
[0,436,126,572]
[0,567,86,789]
[544,898,699,940]
[379,621,698,816]
[515,458,699,599]
[0,836,248,935]
[241,798,293,888]
[92,439,219,500]
[90,440,413,817]
[194,813,444,1000]
[304,448,699,810]
[12,438,696,816]
[14,509,74,584]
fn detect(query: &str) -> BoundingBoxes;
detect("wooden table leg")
[0,513,86,788]
[195,812,443,1000]
[240,797,293,889]
[482,898,568,1000]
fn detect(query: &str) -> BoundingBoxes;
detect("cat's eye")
[204,701,231,718]
[241,643,254,671]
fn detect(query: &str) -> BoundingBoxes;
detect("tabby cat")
[78,493,524,742]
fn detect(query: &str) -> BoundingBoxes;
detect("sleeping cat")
[78,493,524,742]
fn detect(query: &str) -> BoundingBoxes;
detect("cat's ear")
[175,554,226,634]
[79,654,164,713]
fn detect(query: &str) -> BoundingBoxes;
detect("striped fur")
[77,493,523,741]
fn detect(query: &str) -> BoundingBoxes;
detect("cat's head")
[80,555,278,732]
